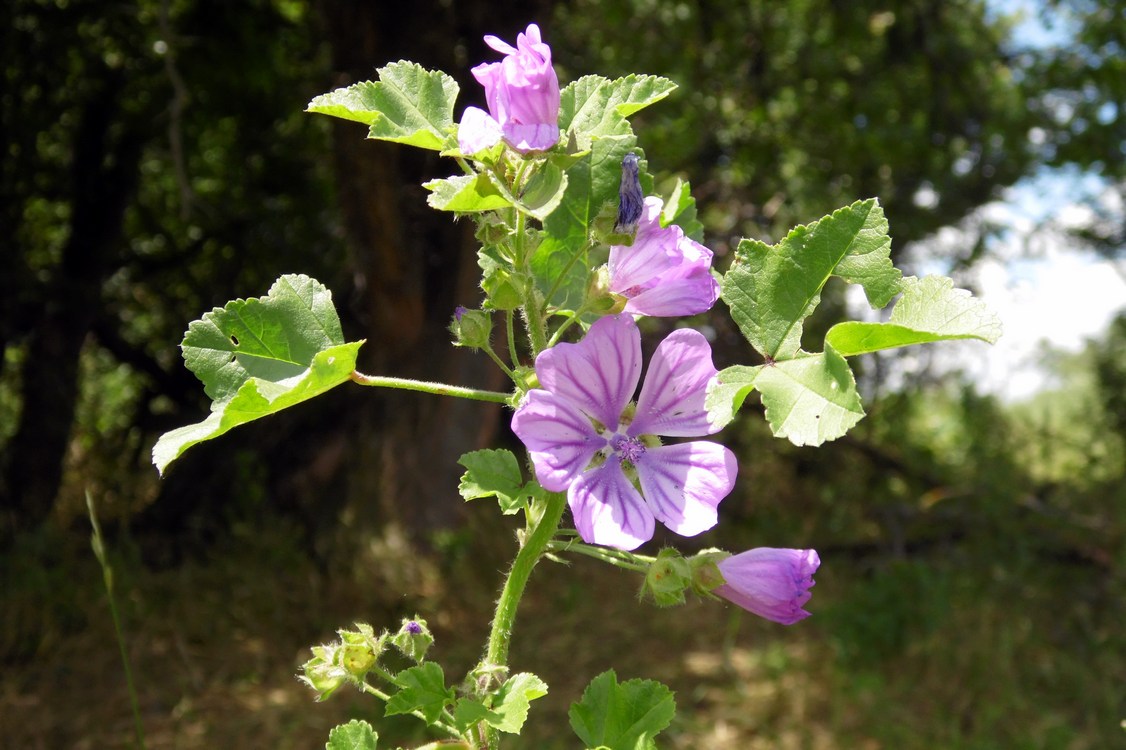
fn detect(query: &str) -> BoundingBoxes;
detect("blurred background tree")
[1,0,1122,747]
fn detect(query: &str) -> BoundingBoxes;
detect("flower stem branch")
[546,538,654,572]
[350,372,512,404]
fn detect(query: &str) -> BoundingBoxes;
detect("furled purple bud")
[714,548,820,625]
[614,153,644,236]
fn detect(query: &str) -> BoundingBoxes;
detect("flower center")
[610,434,646,464]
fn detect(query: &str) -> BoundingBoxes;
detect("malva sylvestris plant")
[152,22,1001,750]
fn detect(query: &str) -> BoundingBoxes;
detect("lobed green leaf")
[307,61,459,151]
[487,672,550,734]
[569,670,675,750]
[458,449,531,515]
[707,346,865,446]
[560,75,676,150]
[424,174,513,213]
[660,178,705,243]
[153,275,362,474]
[722,198,900,360]
[325,720,379,750]
[385,663,455,724]
[826,275,1002,356]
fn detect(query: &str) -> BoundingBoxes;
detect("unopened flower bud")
[450,307,493,349]
[391,616,433,662]
[299,645,348,701]
[688,549,727,595]
[640,548,692,607]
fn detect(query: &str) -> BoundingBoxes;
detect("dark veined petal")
[715,548,820,625]
[511,389,604,492]
[535,314,641,429]
[631,328,719,437]
[634,441,737,537]
[621,269,719,318]
[569,459,655,550]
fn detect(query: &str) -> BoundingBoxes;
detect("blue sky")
[885,1,1126,401]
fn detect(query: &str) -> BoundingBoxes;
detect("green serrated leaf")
[569,670,675,750]
[153,342,363,474]
[385,663,455,724]
[424,174,513,213]
[605,74,677,119]
[560,75,676,150]
[825,275,1002,356]
[755,346,864,446]
[722,199,900,360]
[483,673,549,734]
[326,719,379,750]
[153,275,362,474]
[181,273,345,403]
[458,449,529,514]
[704,363,762,431]
[518,162,569,221]
[452,698,496,732]
[660,179,705,243]
[307,62,458,151]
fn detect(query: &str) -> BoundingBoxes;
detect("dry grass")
[2,513,1121,750]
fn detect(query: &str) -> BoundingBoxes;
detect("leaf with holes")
[152,275,363,474]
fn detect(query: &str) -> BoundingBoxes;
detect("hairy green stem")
[350,372,511,404]
[477,490,568,749]
[546,538,654,572]
[505,310,520,369]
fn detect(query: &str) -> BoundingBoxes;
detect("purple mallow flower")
[609,197,720,317]
[715,547,820,625]
[511,314,737,550]
[458,23,561,154]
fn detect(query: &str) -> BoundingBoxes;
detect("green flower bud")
[640,548,692,607]
[299,645,348,701]
[391,616,434,662]
[341,642,377,676]
[688,549,729,596]
[450,307,493,349]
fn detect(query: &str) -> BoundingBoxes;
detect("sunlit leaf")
[307,62,458,150]
[569,670,675,750]
[153,275,362,474]
[722,198,900,360]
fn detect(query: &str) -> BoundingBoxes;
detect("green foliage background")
[0,0,1123,748]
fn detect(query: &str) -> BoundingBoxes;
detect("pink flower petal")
[634,442,737,536]
[609,199,679,290]
[621,270,719,317]
[511,390,604,492]
[458,106,503,154]
[608,197,718,318]
[536,314,641,429]
[569,460,655,550]
[502,122,560,153]
[630,328,719,437]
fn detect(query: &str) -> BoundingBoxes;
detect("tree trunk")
[311,1,550,535]
[1,67,142,539]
